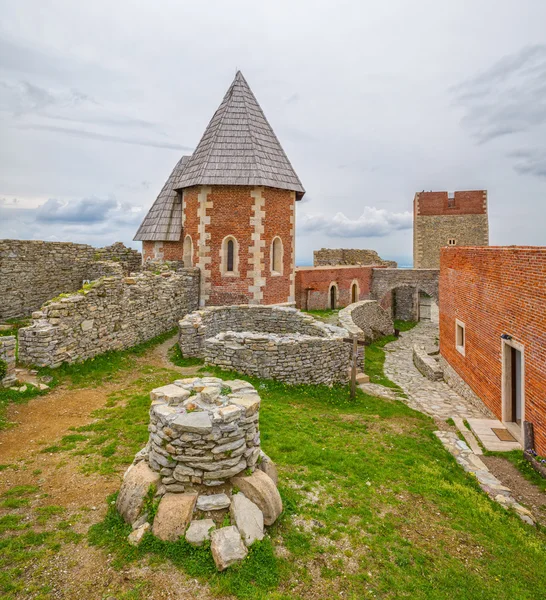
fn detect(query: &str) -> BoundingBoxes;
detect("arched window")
[227,239,234,272]
[221,236,239,276]
[271,236,283,275]
[329,283,338,310]
[183,235,193,267]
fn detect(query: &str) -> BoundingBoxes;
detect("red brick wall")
[262,188,295,305]
[415,190,486,216]
[142,239,184,262]
[295,266,375,310]
[182,187,200,267]
[440,246,546,453]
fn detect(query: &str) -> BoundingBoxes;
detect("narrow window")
[448,192,455,208]
[227,239,234,272]
[183,235,193,267]
[448,238,456,246]
[271,237,283,275]
[456,319,465,356]
[351,283,358,303]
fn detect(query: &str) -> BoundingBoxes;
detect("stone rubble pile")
[116,377,283,571]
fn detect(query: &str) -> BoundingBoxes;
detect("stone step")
[452,417,483,455]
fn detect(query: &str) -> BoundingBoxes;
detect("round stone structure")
[148,376,261,489]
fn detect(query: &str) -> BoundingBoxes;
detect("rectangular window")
[448,192,455,208]
[448,238,456,246]
[456,319,465,356]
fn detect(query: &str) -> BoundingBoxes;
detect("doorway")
[351,283,358,304]
[502,339,524,438]
[329,285,337,309]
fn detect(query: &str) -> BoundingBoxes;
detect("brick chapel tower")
[134,71,305,306]
[413,190,489,269]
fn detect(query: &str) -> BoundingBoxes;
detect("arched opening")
[221,235,239,276]
[183,235,193,267]
[227,240,234,272]
[329,283,338,310]
[271,236,283,275]
[379,286,438,323]
[351,281,359,304]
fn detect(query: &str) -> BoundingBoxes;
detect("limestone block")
[80,319,94,331]
[152,492,197,541]
[230,493,264,547]
[116,461,161,525]
[128,522,150,546]
[151,384,191,404]
[196,493,231,511]
[185,519,215,546]
[231,470,282,525]
[229,394,261,416]
[172,412,213,434]
[210,526,248,571]
[257,451,278,485]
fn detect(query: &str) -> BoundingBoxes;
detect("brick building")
[134,71,305,306]
[439,246,546,454]
[413,190,489,269]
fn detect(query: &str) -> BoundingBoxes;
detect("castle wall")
[294,266,376,311]
[313,248,397,268]
[18,268,200,368]
[413,190,489,269]
[0,336,16,388]
[439,246,546,454]
[0,240,141,319]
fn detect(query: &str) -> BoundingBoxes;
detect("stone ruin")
[116,376,282,571]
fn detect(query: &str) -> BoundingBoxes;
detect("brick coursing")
[439,247,546,454]
[142,240,185,262]
[18,269,200,368]
[413,191,489,269]
[0,240,141,319]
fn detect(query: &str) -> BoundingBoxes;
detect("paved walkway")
[378,322,533,525]
[383,322,487,421]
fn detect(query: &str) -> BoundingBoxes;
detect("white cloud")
[298,206,412,238]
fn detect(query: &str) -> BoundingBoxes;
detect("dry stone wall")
[338,300,394,344]
[314,248,397,268]
[18,268,200,367]
[179,305,351,385]
[0,336,16,387]
[0,240,142,319]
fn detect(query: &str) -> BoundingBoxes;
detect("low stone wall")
[0,336,16,387]
[179,305,328,358]
[338,300,393,344]
[413,345,443,381]
[205,330,351,385]
[0,239,142,319]
[439,356,493,417]
[18,268,200,367]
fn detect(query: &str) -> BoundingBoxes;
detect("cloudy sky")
[1,0,545,265]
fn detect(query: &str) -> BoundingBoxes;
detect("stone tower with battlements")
[413,190,489,269]
[134,71,305,306]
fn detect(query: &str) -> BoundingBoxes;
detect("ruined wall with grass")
[0,240,142,319]
[0,336,16,387]
[18,268,200,367]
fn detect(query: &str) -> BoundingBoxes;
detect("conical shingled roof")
[133,156,189,241]
[172,71,305,197]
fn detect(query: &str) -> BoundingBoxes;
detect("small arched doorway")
[329,284,337,309]
[351,282,358,303]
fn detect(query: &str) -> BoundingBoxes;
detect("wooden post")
[350,336,358,399]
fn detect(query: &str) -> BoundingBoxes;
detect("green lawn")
[2,332,546,599]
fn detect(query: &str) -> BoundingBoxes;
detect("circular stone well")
[147,376,261,489]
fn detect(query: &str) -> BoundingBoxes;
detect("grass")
[0,318,30,338]
[82,359,546,599]
[394,319,418,332]
[169,343,206,368]
[301,309,339,321]
[0,327,179,430]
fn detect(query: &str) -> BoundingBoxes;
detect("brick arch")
[370,268,439,304]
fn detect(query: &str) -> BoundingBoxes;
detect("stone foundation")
[338,300,393,344]
[0,336,16,387]
[179,305,351,385]
[18,268,200,367]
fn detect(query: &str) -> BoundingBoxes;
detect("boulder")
[185,519,215,546]
[210,526,248,571]
[127,522,150,546]
[257,451,278,485]
[152,492,197,541]
[230,493,264,546]
[231,470,282,526]
[196,493,231,511]
[116,461,160,525]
